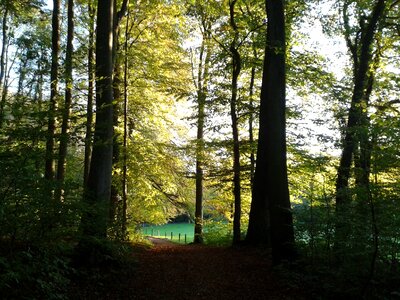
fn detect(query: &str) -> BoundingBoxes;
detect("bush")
[0,244,73,300]
[203,220,232,246]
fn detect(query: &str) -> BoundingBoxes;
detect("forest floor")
[71,237,306,299]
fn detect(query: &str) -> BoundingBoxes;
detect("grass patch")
[140,223,194,244]
[140,221,237,246]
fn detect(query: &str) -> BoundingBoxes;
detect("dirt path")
[126,238,303,300]
[71,238,304,299]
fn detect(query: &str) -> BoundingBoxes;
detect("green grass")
[140,221,236,245]
[140,223,194,244]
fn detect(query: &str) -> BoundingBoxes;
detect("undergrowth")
[274,244,400,300]
[0,241,74,300]
[0,238,138,300]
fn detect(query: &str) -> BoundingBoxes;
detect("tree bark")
[109,38,121,233]
[194,28,211,244]
[0,7,8,129]
[246,0,296,263]
[0,7,7,85]
[0,41,12,124]
[108,0,129,238]
[45,0,60,181]
[229,0,242,245]
[121,10,130,239]
[84,0,95,185]
[80,0,114,238]
[55,0,74,202]
[335,0,386,250]
[248,52,256,187]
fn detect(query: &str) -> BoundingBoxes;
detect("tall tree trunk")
[229,0,242,245]
[194,30,211,244]
[0,7,7,84]
[109,0,129,238]
[110,39,121,232]
[0,7,8,129]
[246,0,295,263]
[80,0,114,238]
[248,54,256,187]
[194,85,205,244]
[121,10,130,239]
[34,51,45,174]
[335,0,386,250]
[84,0,95,184]
[45,0,60,181]
[56,0,74,202]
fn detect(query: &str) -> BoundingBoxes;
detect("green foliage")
[290,152,400,297]
[203,220,233,246]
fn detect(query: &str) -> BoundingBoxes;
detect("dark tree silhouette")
[246,0,296,263]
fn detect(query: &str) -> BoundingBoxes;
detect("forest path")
[71,237,305,299]
[127,237,303,300]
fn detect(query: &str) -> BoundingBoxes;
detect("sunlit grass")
[140,223,194,244]
[139,221,236,246]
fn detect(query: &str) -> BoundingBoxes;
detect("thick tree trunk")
[246,0,295,263]
[56,0,74,202]
[109,0,129,239]
[229,0,242,245]
[45,0,60,181]
[335,0,386,250]
[84,0,95,184]
[80,0,114,238]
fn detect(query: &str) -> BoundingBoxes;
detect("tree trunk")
[0,40,13,124]
[17,56,28,97]
[108,0,129,239]
[248,55,256,187]
[84,0,95,184]
[109,38,121,233]
[229,0,242,245]
[246,0,295,263]
[0,7,8,128]
[80,0,114,238]
[194,30,211,244]
[355,75,374,192]
[55,0,74,202]
[335,0,386,251]
[0,7,7,84]
[121,10,130,239]
[45,0,60,182]
[35,50,45,106]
